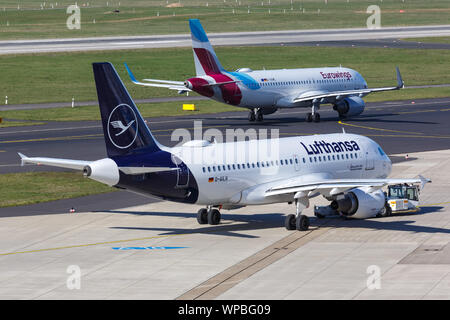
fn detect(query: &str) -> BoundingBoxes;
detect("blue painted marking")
[227,71,260,90]
[189,19,209,43]
[112,246,189,250]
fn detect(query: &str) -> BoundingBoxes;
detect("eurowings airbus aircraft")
[19,63,428,231]
[125,19,404,123]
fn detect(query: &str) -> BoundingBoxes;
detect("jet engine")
[83,158,120,186]
[333,96,365,117]
[330,188,386,219]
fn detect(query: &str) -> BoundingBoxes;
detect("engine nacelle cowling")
[331,188,385,219]
[83,158,120,186]
[333,96,365,117]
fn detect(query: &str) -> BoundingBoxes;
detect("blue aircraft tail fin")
[92,62,161,157]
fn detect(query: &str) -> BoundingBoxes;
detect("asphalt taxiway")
[1,97,449,175]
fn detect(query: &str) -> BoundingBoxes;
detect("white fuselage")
[170,133,391,206]
[206,67,368,108]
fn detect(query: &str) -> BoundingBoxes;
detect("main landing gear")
[197,206,221,225]
[305,100,321,123]
[248,108,263,122]
[285,198,310,231]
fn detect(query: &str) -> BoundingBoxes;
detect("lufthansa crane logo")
[107,104,138,149]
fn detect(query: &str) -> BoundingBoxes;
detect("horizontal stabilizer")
[124,63,190,91]
[18,153,91,171]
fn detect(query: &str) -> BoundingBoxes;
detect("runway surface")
[1,25,450,54]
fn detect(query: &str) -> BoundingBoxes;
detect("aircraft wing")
[265,175,430,198]
[292,67,404,104]
[124,63,191,92]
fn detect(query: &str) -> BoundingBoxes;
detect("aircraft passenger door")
[293,154,301,171]
[365,151,375,170]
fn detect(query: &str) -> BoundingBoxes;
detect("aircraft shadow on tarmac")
[107,205,448,239]
[189,110,437,127]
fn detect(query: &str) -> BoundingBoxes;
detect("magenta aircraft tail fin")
[189,19,224,76]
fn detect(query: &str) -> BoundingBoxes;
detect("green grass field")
[0,0,449,40]
[0,171,115,208]
[0,100,243,121]
[1,86,450,123]
[1,45,449,107]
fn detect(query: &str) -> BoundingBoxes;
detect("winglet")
[124,62,138,83]
[396,66,404,89]
[418,174,431,190]
[18,152,27,166]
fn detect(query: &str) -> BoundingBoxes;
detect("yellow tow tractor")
[384,184,421,216]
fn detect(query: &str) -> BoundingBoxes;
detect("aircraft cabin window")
[237,164,240,169]
[355,153,358,158]
[303,158,306,163]
[232,164,236,170]
[280,160,284,165]
[295,158,298,164]
[213,166,216,172]
[350,154,353,159]
[208,167,211,172]
[314,157,317,162]
[261,162,265,167]
[252,163,255,168]
[328,155,331,161]
[257,162,260,168]
[346,154,349,159]
[217,166,221,171]
[202,167,205,173]
[290,159,293,164]
[227,165,231,170]
[332,155,335,160]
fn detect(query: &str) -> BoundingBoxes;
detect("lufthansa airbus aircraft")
[125,19,404,123]
[19,62,428,231]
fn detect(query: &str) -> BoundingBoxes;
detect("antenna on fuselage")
[342,127,346,134]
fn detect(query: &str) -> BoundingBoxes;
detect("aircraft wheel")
[379,203,392,217]
[208,209,221,225]
[197,208,208,224]
[296,215,310,231]
[285,214,296,230]
[248,110,256,122]
[256,109,264,122]
[313,113,321,123]
[306,113,312,122]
